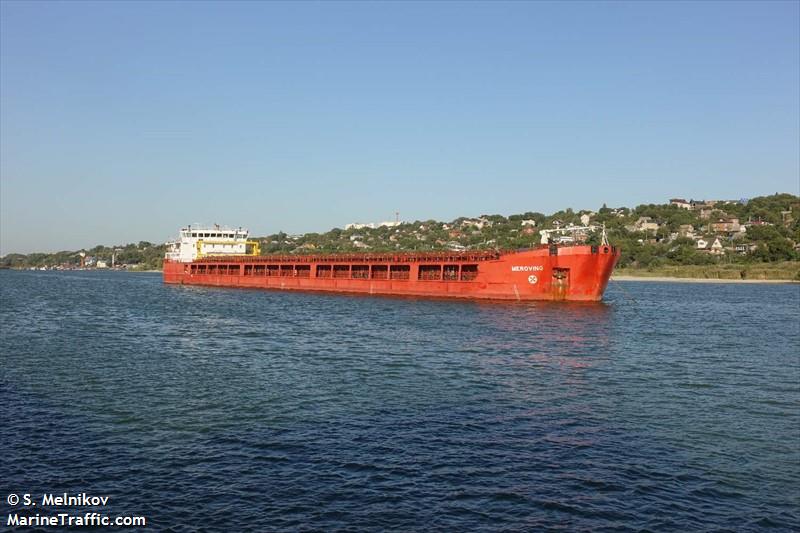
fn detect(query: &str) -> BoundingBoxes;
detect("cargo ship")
[162,225,620,301]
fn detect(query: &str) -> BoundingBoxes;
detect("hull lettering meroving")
[511,265,544,272]
[162,225,620,301]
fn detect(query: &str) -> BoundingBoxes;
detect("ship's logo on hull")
[528,275,538,285]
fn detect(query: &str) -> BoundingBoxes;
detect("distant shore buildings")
[345,220,404,230]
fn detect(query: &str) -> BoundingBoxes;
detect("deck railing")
[195,250,503,264]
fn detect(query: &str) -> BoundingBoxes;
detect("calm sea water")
[1,270,798,531]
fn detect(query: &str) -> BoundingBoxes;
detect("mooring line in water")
[610,278,639,305]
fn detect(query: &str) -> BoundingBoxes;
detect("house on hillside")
[711,218,741,234]
[691,200,722,218]
[734,243,757,255]
[670,198,692,210]
[744,218,774,228]
[710,238,725,255]
[678,224,696,238]
[345,222,375,230]
[627,216,661,233]
[698,208,718,220]
[446,241,467,251]
[460,217,492,230]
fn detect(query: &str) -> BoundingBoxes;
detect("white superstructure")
[165,225,251,263]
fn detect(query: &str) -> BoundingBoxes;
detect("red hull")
[163,245,620,301]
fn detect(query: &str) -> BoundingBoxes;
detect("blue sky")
[1,1,798,254]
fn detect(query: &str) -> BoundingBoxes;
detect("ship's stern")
[162,259,185,284]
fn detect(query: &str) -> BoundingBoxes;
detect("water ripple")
[1,271,798,531]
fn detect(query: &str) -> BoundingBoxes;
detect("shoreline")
[611,275,798,284]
